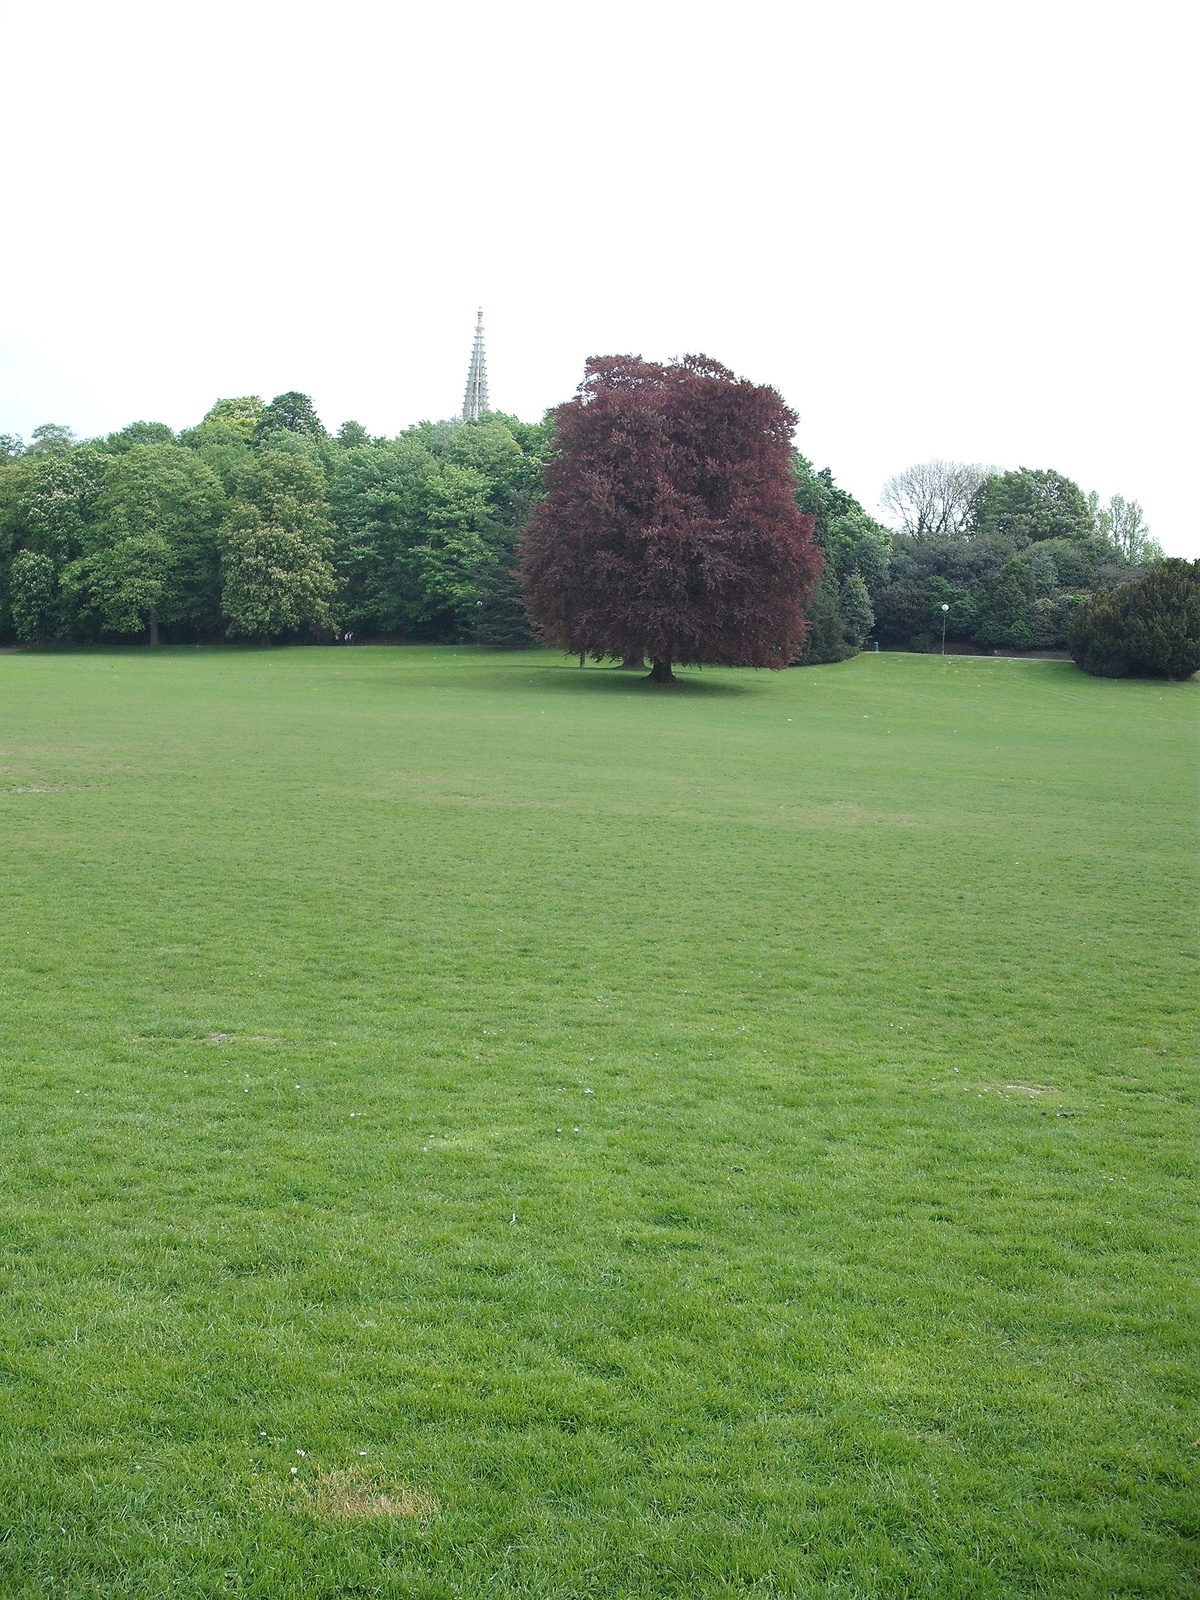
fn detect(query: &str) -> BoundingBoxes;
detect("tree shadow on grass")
[497,662,761,698]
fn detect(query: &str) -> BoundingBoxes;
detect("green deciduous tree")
[219,451,338,639]
[839,570,874,648]
[202,397,264,441]
[336,420,371,449]
[1091,493,1162,565]
[19,447,107,576]
[971,468,1093,546]
[70,444,228,641]
[793,455,890,597]
[62,531,171,641]
[27,423,75,455]
[330,414,553,643]
[9,549,58,642]
[253,391,326,445]
[104,421,176,453]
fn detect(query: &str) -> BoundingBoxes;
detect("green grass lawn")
[0,645,1196,1599]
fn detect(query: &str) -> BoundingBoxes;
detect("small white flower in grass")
[290,1466,298,1475]
[297,1450,305,1456]
[574,1127,579,1133]
[585,1089,593,1095]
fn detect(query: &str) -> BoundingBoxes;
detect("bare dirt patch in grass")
[300,1466,438,1522]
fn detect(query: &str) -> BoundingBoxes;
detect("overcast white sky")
[1,0,1195,552]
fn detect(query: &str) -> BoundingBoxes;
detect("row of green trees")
[0,396,553,648]
[794,460,1163,660]
[0,397,1165,662]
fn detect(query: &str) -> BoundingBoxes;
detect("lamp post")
[940,603,950,655]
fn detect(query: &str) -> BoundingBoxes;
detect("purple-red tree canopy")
[521,354,821,679]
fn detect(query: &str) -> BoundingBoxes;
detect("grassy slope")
[0,646,1195,1599]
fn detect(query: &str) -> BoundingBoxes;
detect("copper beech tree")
[520,355,822,681]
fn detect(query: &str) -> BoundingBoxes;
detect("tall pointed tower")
[461,308,490,421]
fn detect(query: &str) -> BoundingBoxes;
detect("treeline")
[794,458,1165,661]
[0,395,553,648]
[0,393,1167,661]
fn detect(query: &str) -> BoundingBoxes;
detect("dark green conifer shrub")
[1069,560,1200,680]
[795,580,856,664]
[1068,588,1128,676]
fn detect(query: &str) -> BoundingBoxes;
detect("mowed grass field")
[0,645,1196,1600]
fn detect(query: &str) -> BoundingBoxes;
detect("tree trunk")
[148,619,159,647]
[579,651,586,667]
[649,658,675,683]
[617,656,646,670]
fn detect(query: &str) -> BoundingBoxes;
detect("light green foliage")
[924,575,978,639]
[8,548,58,640]
[838,569,874,647]
[335,419,371,449]
[178,398,264,492]
[0,453,39,633]
[1031,595,1061,648]
[103,420,176,453]
[62,529,171,637]
[219,451,338,638]
[1091,491,1163,564]
[330,414,553,641]
[252,390,327,446]
[27,421,75,454]
[793,454,890,596]
[18,444,107,569]
[202,396,265,441]
[80,444,227,637]
[971,467,1093,546]
[5,441,228,642]
[0,649,1194,1596]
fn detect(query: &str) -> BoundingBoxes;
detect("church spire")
[461,308,489,421]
